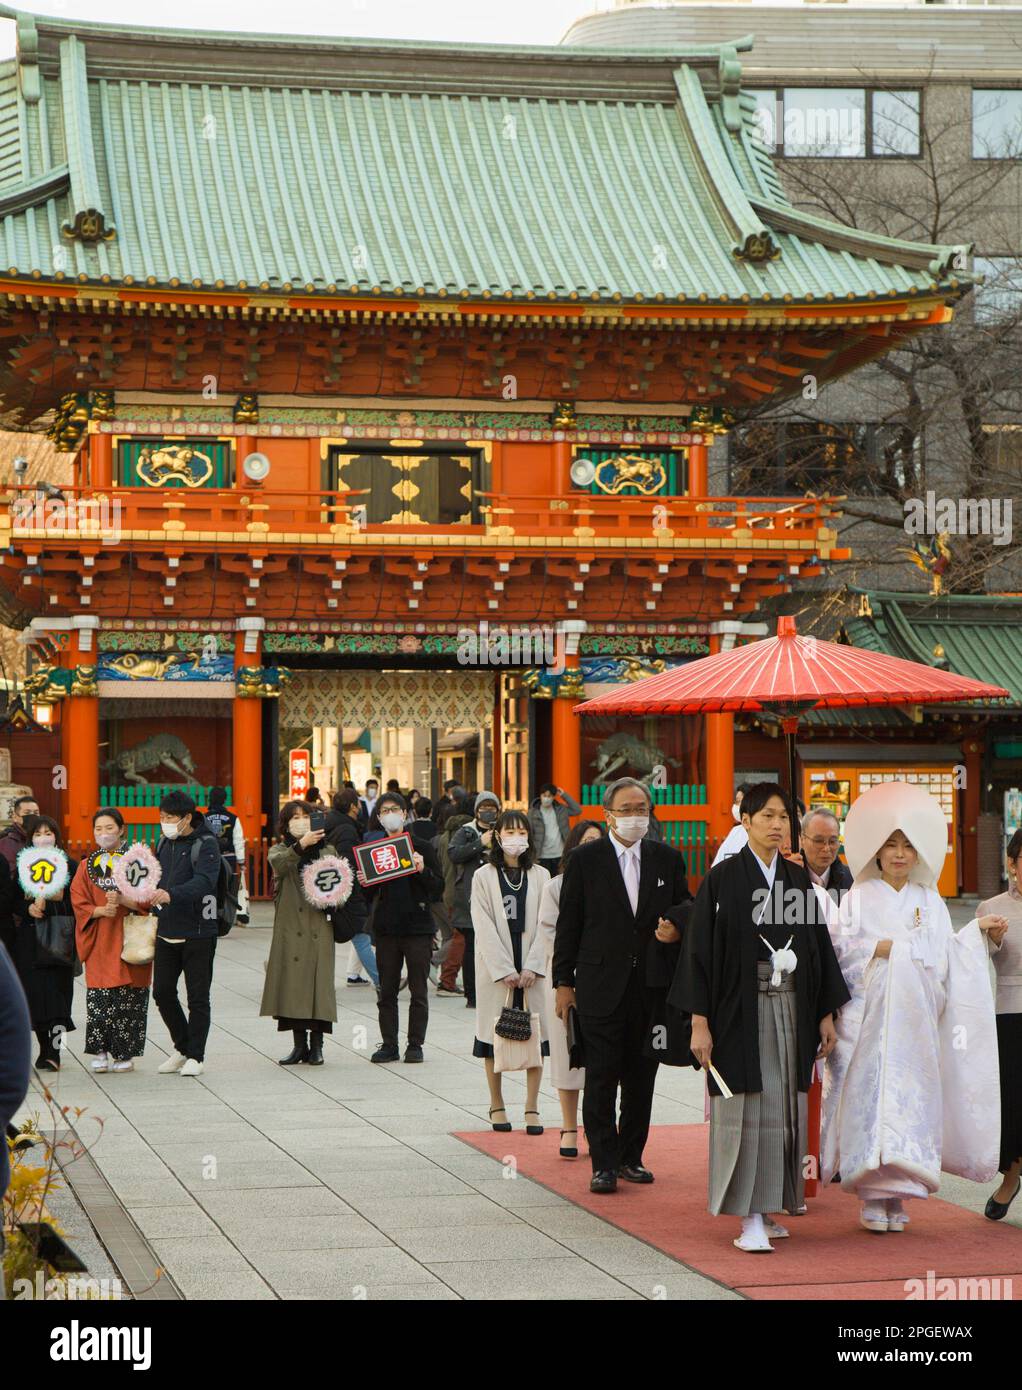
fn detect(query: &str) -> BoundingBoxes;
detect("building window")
[750,88,921,159]
[973,257,1022,323]
[727,420,922,497]
[972,89,1022,158]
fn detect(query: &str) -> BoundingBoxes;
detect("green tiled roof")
[0,8,973,303]
[841,591,1022,708]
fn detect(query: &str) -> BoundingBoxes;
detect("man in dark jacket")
[797,809,854,899]
[150,791,221,1077]
[434,780,465,831]
[448,791,501,1009]
[0,939,31,1298]
[528,783,582,873]
[553,777,691,1194]
[327,790,379,989]
[360,794,444,1064]
[0,795,39,873]
[435,801,474,997]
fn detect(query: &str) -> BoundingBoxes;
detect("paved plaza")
[19,900,1017,1303]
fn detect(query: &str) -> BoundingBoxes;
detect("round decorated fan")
[112,842,163,904]
[301,855,354,910]
[87,847,124,889]
[17,845,70,901]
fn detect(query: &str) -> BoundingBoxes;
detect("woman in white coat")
[822,781,1006,1234]
[471,810,550,1135]
[537,820,604,1157]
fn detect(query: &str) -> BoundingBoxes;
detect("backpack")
[190,833,238,937]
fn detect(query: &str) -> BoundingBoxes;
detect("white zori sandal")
[733,1214,775,1253]
[764,1216,789,1239]
[859,1201,889,1233]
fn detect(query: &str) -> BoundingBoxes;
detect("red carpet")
[455,1124,1022,1299]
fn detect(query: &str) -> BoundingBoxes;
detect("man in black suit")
[798,809,853,898]
[553,777,692,1194]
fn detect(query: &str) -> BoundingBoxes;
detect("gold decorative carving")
[593,453,667,496]
[233,393,259,425]
[62,209,116,244]
[104,651,200,680]
[136,444,214,488]
[551,401,578,430]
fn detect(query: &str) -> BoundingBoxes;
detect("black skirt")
[996,1013,1022,1172]
[276,1017,333,1034]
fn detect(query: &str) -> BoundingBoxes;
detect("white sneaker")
[179,1058,205,1076]
[157,1051,187,1074]
[764,1216,790,1239]
[111,1060,134,1073]
[90,1053,109,1072]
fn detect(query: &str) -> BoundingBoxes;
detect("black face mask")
[478,810,497,825]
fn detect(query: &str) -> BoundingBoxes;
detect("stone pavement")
[18,899,995,1302]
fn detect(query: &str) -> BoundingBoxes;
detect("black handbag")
[494,990,532,1042]
[35,910,76,968]
[329,902,358,945]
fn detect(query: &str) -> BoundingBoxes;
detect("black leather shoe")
[278,1043,309,1066]
[590,1170,618,1194]
[984,1178,1020,1221]
[404,1045,424,1063]
[371,1045,400,1063]
[307,1033,324,1066]
[618,1164,654,1184]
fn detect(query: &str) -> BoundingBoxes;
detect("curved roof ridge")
[749,196,972,281]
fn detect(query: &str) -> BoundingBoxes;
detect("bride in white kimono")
[821,781,1006,1233]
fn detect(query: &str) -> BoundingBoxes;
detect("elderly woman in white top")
[537,820,605,1157]
[978,826,1022,1220]
[821,781,1006,1234]
[471,810,550,1135]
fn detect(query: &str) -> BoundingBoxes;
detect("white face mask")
[540,795,554,807]
[612,815,648,843]
[500,835,529,858]
[731,802,742,823]
[95,830,120,850]
[34,835,56,848]
[380,811,405,833]
[290,818,311,839]
[160,820,181,840]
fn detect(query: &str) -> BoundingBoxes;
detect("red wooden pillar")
[232,625,263,841]
[63,618,100,846]
[962,737,982,895]
[688,441,708,495]
[704,632,734,857]
[90,429,113,488]
[551,662,582,804]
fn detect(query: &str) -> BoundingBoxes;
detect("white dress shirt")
[610,832,642,915]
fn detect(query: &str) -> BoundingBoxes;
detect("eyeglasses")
[611,805,649,816]
[805,836,840,849]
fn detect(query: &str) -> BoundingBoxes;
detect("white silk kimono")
[821,878,1000,1198]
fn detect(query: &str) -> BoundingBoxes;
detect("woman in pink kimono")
[821,781,1006,1234]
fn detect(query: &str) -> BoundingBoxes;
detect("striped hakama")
[708,961,807,1217]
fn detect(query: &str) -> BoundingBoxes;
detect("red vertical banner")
[288,749,311,801]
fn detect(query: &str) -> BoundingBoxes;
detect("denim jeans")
[350,932,379,988]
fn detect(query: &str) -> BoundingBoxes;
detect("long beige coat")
[471,862,550,1048]
[260,842,338,1024]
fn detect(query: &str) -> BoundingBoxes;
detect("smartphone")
[310,810,326,832]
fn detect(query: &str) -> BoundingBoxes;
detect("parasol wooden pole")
[782,716,800,852]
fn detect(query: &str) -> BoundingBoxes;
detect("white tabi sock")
[741,1213,767,1241]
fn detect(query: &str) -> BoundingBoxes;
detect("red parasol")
[576,615,1009,848]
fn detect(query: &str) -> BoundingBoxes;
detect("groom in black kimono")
[668,783,849,1252]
